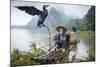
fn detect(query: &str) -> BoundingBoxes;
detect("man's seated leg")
[56,45,62,51]
[62,41,68,52]
[56,48,62,51]
[55,41,62,51]
[62,48,66,52]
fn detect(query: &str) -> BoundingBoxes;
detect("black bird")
[72,26,77,32]
[15,5,49,27]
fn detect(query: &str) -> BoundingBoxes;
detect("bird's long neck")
[43,7,47,12]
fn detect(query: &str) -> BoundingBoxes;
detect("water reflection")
[68,40,89,62]
[68,31,95,62]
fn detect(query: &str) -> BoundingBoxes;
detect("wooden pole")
[44,25,51,53]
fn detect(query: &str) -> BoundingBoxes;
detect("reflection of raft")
[32,40,79,64]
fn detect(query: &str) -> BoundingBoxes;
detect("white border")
[0,0,99,67]
[0,0,10,67]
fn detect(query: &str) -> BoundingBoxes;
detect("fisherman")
[53,26,70,52]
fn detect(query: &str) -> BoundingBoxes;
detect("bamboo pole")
[44,25,51,53]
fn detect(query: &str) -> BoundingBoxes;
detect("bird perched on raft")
[15,5,50,27]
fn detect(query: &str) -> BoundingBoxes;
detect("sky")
[11,1,91,26]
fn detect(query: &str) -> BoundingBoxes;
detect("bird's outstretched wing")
[15,6,43,15]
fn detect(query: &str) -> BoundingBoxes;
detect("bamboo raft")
[31,40,79,64]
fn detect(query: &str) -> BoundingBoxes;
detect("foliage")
[64,6,95,31]
[83,6,95,31]
[11,41,47,66]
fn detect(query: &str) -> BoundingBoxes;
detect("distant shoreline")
[11,25,34,29]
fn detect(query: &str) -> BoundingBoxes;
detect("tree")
[83,6,95,31]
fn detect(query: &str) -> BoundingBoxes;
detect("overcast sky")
[11,1,91,26]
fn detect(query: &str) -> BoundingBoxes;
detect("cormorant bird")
[72,26,77,32]
[15,5,49,27]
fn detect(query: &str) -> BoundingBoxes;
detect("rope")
[44,25,52,52]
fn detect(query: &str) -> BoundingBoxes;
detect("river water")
[11,28,95,61]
